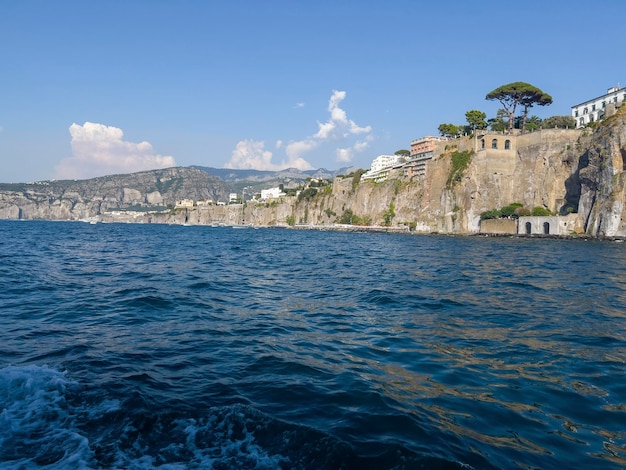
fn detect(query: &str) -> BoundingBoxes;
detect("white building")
[175,199,194,208]
[260,187,286,200]
[361,155,404,182]
[571,86,626,128]
[229,193,238,202]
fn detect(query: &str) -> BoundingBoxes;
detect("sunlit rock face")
[576,107,626,236]
[3,117,626,237]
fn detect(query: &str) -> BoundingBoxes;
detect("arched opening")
[481,139,485,149]
[543,222,550,234]
[525,222,532,235]
[491,139,498,149]
[504,139,511,150]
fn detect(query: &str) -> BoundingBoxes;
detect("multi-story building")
[571,86,626,128]
[410,136,449,158]
[403,136,450,178]
[260,187,286,200]
[361,155,404,182]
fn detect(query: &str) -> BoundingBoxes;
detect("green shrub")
[531,206,553,216]
[480,208,502,220]
[446,150,473,188]
[297,188,317,202]
[351,169,366,191]
[382,202,395,226]
[501,202,523,218]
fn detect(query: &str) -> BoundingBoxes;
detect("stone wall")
[479,219,517,234]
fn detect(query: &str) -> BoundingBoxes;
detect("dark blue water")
[1,221,625,469]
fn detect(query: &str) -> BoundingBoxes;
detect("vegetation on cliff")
[485,82,553,134]
[481,203,554,220]
[446,150,473,188]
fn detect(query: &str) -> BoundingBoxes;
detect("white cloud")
[290,89,372,163]
[295,102,305,108]
[225,139,313,171]
[225,90,372,170]
[54,122,175,179]
[337,140,370,163]
[225,140,278,170]
[336,148,353,163]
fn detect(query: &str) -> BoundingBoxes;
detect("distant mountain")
[193,165,359,194]
[0,164,363,220]
[0,167,232,220]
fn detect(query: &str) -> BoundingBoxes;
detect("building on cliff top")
[361,154,405,182]
[403,136,450,178]
[571,85,625,128]
[260,187,286,201]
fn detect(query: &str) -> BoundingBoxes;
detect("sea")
[1,220,625,470]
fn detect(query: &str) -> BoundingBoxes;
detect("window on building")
[504,140,511,150]
[575,110,579,117]
[614,97,618,102]
[592,104,596,111]
[491,139,498,149]
[580,118,585,126]
[481,139,485,149]
[583,107,588,114]
[602,101,606,108]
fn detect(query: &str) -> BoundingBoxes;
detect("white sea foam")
[0,364,93,468]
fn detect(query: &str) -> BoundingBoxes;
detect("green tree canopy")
[542,115,576,129]
[525,115,543,132]
[486,82,552,134]
[519,90,552,132]
[488,109,508,132]
[465,110,487,131]
[394,149,410,157]
[438,123,459,138]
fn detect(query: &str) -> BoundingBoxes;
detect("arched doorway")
[491,139,498,149]
[543,222,550,234]
[525,222,532,235]
[505,139,511,150]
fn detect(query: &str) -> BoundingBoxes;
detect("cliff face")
[3,117,626,237]
[0,167,230,220]
[280,129,586,234]
[576,106,626,236]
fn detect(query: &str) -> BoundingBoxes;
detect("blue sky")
[1,0,625,182]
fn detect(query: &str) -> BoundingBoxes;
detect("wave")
[0,365,472,469]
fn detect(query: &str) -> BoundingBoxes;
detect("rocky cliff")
[277,128,589,234]
[576,105,626,236]
[0,167,230,220]
[3,114,626,237]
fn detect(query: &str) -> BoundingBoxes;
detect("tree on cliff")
[519,90,552,132]
[488,109,508,132]
[438,123,460,138]
[465,110,487,132]
[394,149,410,157]
[542,115,576,129]
[485,82,552,134]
